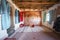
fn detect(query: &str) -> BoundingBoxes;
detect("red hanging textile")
[19,11,24,22]
[19,11,25,27]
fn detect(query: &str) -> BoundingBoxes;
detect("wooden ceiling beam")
[12,0,57,10]
[14,2,57,5]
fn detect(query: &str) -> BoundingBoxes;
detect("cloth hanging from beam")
[1,0,10,30]
[19,11,24,22]
[15,9,19,24]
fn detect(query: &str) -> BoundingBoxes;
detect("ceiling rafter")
[15,2,57,5]
[12,0,59,10]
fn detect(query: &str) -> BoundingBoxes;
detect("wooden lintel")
[14,2,57,5]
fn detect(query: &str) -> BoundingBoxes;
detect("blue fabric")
[1,0,7,12]
[18,11,20,22]
[15,9,19,24]
[1,0,10,30]
[0,2,2,15]
[6,3,11,28]
[0,4,1,14]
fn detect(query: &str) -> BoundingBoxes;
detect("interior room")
[0,0,60,40]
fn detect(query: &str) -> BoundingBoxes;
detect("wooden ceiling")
[12,0,60,10]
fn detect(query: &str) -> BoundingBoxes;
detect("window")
[46,13,50,21]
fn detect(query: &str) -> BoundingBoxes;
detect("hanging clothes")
[1,0,10,30]
[15,9,19,24]
[6,2,11,28]
[0,4,1,14]
[19,11,25,27]
[0,4,2,30]
[19,11,24,22]
[18,11,20,22]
